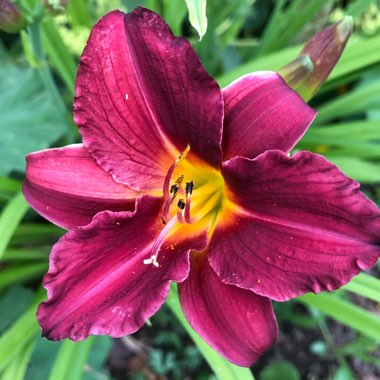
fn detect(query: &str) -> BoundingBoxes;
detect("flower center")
[144,145,227,267]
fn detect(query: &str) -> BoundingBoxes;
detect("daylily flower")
[23,8,380,366]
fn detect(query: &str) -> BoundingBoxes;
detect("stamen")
[184,192,192,223]
[176,174,185,186]
[177,209,184,224]
[162,145,190,221]
[143,215,178,267]
[185,180,194,195]
[170,184,179,195]
[177,199,185,210]
[163,145,190,200]
[184,181,194,224]
[162,200,171,222]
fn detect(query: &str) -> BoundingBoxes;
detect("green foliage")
[298,292,380,341]
[256,0,333,56]
[0,1,379,379]
[259,361,301,380]
[0,192,29,259]
[0,65,67,175]
[184,0,207,40]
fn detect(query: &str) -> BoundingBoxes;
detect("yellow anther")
[175,174,184,185]
[175,144,190,166]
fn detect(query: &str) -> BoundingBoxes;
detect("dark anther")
[186,180,194,195]
[170,184,179,194]
[177,199,186,210]
[161,216,166,225]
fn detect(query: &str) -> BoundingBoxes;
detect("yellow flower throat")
[144,145,230,267]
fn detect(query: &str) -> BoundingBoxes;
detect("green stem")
[310,309,349,369]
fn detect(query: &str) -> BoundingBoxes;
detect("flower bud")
[0,0,26,33]
[279,16,353,101]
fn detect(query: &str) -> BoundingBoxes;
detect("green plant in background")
[0,1,380,379]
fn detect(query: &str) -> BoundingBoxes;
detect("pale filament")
[143,215,178,267]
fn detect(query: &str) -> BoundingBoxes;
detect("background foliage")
[0,0,379,379]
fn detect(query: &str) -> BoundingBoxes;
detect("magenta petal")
[74,8,223,191]
[222,71,317,160]
[23,145,137,230]
[209,151,380,301]
[178,253,277,366]
[37,196,208,341]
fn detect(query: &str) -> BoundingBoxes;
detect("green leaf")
[10,223,64,246]
[0,64,67,175]
[66,0,91,28]
[321,156,380,183]
[315,78,380,124]
[83,336,112,380]
[24,338,61,380]
[41,18,77,95]
[298,293,380,340]
[1,340,35,380]
[346,0,374,17]
[163,0,187,36]
[48,339,95,380]
[184,0,208,40]
[2,247,48,262]
[297,120,380,160]
[0,177,21,201]
[344,274,380,303]
[0,286,34,333]
[0,192,29,260]
[300,120,380,142]
[0,263,47,292]
[259,361,300,380]
[0,289,44,372]
[166,285,254,380]
[332,365,356,380]
[257,0,331,56]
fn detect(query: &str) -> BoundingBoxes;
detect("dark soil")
[105,297,380,380]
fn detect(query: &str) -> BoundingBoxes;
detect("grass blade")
[0,192,29,260]
[344,274,380,303]
[48,338,95,380]
[298,293,380,341]
[315,78,380,124]
[0,263,48,291]
[1,340,35,380]
[0,289,44,371]
[185,0,208,40]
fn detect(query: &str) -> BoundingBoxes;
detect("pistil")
[143,215,178,267]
